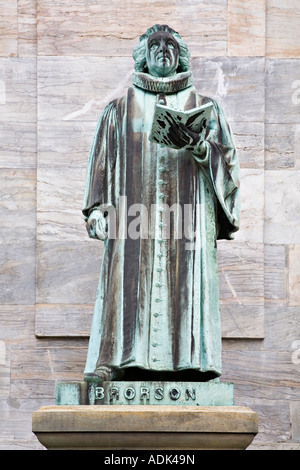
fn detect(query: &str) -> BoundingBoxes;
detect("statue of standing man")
[82,25,240,384]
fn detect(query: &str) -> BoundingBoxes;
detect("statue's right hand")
[86,209,108,241]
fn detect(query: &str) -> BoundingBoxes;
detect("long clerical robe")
[82,71,240,380]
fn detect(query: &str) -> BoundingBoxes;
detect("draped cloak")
[82,71,240,380]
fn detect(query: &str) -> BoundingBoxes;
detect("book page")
[149,102,213,147]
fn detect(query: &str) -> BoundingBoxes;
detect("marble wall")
[0,0,300,449]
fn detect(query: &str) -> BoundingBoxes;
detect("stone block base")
[32,405,258,450]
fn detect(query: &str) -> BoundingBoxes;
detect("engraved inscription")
[92,383,199,405]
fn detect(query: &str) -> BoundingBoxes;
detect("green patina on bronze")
[82,24,240,385]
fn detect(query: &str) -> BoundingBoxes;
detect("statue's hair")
[133,24,190,73]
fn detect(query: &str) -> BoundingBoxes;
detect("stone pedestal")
[32,405,258,450]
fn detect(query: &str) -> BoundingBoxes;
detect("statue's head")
[133,24,190,78]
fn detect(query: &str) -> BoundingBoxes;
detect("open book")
[149,101,213,148]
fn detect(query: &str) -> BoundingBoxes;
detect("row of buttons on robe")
[150,148,169,363]
[150,93,173,364]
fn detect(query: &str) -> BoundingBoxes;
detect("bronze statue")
[82,25,240,383]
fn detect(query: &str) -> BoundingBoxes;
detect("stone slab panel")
[36,241,102,305]
[218,241,264,303]
[228,0,266,57]
[266,59,300,124]
[0,340,10,399]
[266,0,300,58]
[264,170,300,244]
[0,0,37,57]
[17,0,37,57]
[37,56,133,122]
[288,245,300,306]
[231,120,264,169]
[0,58,36,122]
[265,123,298,170]
[0,169,36,243]
[37,166,87,241]
[0,305,35,342]
[0,122,36,169]
[264,305,300,349]
[265,59,300,169]
[10,380,56,401]
[235,169,264,244]
[192,57,265,124]
[11,349,53,381]
[264,244,287,301]
[221,305,264,338]
[222,350,300,400]
[37,0,227,57]
[38,121,95,168]
[290,401,300,442]
[11,347,86,389]
[0,242,35,305]
[245,400,291,443]
[35,304,93,337]
[0,0,18,57]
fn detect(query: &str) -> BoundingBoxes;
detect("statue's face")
[146,31,179,77]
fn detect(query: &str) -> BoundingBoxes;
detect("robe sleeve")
[82,100,118,220]
[193,99,240,240]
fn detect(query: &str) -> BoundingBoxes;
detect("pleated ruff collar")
[132,71,193,94]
